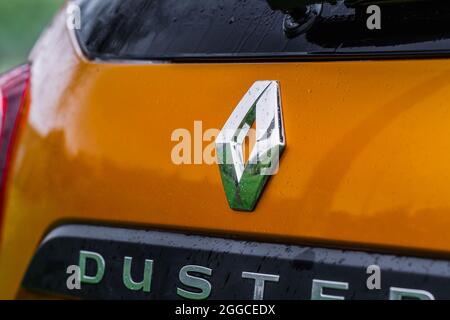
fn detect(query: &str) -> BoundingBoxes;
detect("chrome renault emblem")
[216,81,286,211]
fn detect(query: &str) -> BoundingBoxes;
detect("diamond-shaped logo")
[216,81,286,211]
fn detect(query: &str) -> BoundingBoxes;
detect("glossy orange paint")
[2,10,450,298]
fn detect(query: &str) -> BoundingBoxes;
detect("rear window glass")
[75,0,450,61]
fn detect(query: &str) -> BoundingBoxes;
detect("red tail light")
[0,65,30,234]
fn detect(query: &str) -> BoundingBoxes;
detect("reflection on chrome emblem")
[216,81,285,212]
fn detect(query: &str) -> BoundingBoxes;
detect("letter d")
[79,250,105,284]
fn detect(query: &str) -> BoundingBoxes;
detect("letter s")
[177,265,212,300]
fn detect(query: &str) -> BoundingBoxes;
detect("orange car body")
[2,2,450,299]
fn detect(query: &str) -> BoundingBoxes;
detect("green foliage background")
[0,0,64,73]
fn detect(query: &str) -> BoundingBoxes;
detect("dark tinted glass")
[75,0,450,61]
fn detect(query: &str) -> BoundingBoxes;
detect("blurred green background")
[0,0,64,73]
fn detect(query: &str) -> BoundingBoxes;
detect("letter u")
[123,256,154,292]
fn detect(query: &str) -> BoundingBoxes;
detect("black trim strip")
[23,225,450,299]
